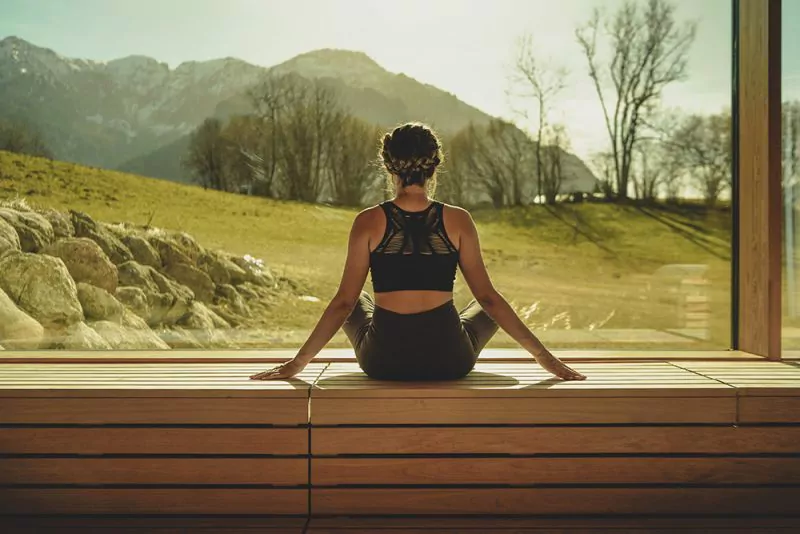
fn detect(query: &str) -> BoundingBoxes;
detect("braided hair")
[380,123,444,188]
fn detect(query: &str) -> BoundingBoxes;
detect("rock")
[59,322,111,350]
[237,283,261,300]
[117,261,160,294]
[0,217,21,258]
[115,286,151,322]
[38,208,74,238]
[71,210,133,265]
[179,302,231,330]
[122,234,161,268]
[90,319,170,350]
[78,283,126,322]
[210,304,244,327]
[216,284,250,315]
[0,287,44,349]
[148,235,192,266]
[230,255,274,287]
[156,326,204,349]
[164,262,215,303]
[199,252,248,286]
[173,232,204,262]
[116,262,194,326]
[43,238,118,293]
[0,208,54,252]
[0,253,83,329]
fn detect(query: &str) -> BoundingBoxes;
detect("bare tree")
[512,35,567,202]
[183,118,227,191]
[328,115,381,206]
[590,151,617,200]
[540,124,570,204]
[576,0,696,200]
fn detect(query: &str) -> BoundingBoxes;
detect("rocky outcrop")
[43,238,118,293]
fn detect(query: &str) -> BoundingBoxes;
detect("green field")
[0,151,732,349]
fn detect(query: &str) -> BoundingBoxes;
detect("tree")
[0,120,52,158]
[576,0,696,200]
[512,35,567,202]
[328,115,381,206]
[670,111,731,207]
[183,118,227,191]
[540,124,570,204]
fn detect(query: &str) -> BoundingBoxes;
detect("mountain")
[1,36,597,194]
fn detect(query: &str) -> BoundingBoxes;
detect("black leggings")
[342,291,499,380]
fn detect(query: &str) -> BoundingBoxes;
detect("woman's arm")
[455,208,585,381]
[250,209,372,380]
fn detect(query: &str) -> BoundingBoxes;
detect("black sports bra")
[369,200,459,293]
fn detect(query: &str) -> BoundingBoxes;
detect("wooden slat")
[311,363,733,398]
[740,397,800,423]
[737,0,782,359]
[671,361,800,395]
[0,427,307,455]
[0,458,307,485]
[312,457,800,485]
[0,489,307,515]
[0,349,764,363]
[312,488,799,515]
[311,397,736,425]
[0,517,305,533]
[312,426,800,455]
[0,398,309,424]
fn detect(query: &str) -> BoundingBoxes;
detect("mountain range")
[0,36,597,193]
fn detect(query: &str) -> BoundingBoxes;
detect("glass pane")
[0,0,731,353]
[783,0,800,354]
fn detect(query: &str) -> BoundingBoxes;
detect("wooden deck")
[0,355,798,528]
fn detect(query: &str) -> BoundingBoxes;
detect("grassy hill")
[0,151,732,349]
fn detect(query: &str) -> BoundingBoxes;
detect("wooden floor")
[0,355,798,524]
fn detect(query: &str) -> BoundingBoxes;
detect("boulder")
[216,284,250,315]
[78,283,126,322]
[173,232,204,262]
[156,326,204,349]
[121,234,161,268]
[43,238,118,293]
[148,235,192,266]
[164,262,215,303]
[0,287,44,349]
[38,208,74,238]
[115,286,151,322]
[179,302,231,330]
[0,217,21,258]
[91,314,170,350]
[59,322,112,350]
[230,255,274,287]
[71,210,133,265]
[116,262,195,326]
[117,261,160,294]
[199,252,248,286]
[0,253,83,329]
[0,208,54,252]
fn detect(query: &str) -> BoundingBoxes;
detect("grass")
[0,150,733,349]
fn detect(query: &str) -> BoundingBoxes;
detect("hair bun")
[380,123,444,187]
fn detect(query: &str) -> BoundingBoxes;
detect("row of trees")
[0,120,52,159]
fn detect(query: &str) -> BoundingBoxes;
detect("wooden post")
[736,0,782,359]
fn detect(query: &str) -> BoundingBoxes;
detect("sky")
[1,0,798,159]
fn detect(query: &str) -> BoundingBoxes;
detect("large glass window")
[0,0,732,352]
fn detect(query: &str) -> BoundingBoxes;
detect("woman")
[251,122,585,382]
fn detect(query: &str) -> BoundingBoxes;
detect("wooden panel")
[0,349,763,363]
[312,488,798,515]
[0,398,309,424]
[312,426,800,455]
[312,363,733,398]
[0,427,307,455]
[0,517,306,533]
[672,361,800,395]
[0,458,307,485]
[740,396,800,423]
[0,363,325,397]
[737,0,782,359]
[311,397,736,425]
[0,489,307,515]
[312,457,800,485]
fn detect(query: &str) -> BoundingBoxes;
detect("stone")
[148,235,192,266]
[38,208,74,238]
[0,287,44,349]
[117,261,160,294]
[156,326,204,349]
[91,316,170,350]
[164,262,215,303]
[115,286,151,322]
[59,322,111,350]
[71,210,133,265]
[122,234,161,269]
[199,252,248,286]
[0,208,54,252]
[77,282,126,322]
[0,217,21,258]
[43,238,118,293]
[179,301,231,330]
[216,284,250,315]
[230,254,274,287]
[0,253,83,329]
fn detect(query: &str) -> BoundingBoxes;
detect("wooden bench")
[310,361,800,516]
[0,362,326,519]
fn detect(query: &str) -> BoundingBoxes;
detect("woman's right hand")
[534,351,587,381]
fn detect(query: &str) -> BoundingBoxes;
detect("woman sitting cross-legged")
[251,122,586,382]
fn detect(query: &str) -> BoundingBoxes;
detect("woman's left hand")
[250,358,309,380]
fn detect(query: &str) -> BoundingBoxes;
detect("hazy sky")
[1,0,798,159]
